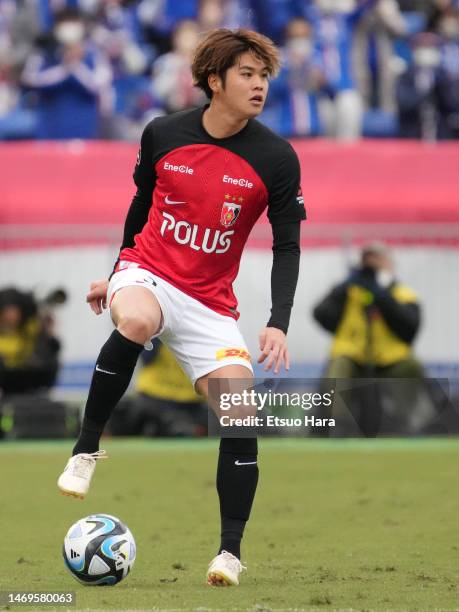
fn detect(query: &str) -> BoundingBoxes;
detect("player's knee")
[117,313,157,344]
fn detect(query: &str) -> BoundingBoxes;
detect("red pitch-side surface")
[1,140,458,248]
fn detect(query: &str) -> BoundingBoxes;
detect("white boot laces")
[219,550,247,573]
[70,450,108,478]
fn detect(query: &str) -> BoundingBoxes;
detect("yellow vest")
[135,344,201,403]
[331,284,418,367]
[0,318,39,367]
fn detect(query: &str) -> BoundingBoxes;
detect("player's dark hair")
[192,28,280,99]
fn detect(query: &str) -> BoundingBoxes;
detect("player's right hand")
[86,279,109,315]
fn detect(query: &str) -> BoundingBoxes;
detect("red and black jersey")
[118,106,306,320]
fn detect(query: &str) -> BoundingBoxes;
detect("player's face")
[220,52,270,118]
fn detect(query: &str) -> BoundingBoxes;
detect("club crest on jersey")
[221,202,241,228]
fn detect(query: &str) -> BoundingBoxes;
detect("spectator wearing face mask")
[436,7,459,135]
[266,17,324,136]
[352,0,406,122]
[306,0,377,141]
[396,31,456,139]
[137,0,198,57]
[151,19,206,113]
[21,8,113,139]
[90,0,151,80]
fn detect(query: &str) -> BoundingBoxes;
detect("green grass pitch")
[1,438,459,611]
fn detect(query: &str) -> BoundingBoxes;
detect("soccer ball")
[63,514,136,586]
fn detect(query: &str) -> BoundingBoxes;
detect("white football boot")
[57,450,107,499]
[206,550,246,586]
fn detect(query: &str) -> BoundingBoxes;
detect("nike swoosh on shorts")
[234,460,257,466]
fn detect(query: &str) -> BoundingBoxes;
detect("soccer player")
[58,28,306,586]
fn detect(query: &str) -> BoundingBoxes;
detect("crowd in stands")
[0,0,458,141]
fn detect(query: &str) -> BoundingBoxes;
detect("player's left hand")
[257,327,290,374]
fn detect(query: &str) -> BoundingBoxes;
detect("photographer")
[313,242,423,379]
[0,287,63,395]
[312,243,425,435]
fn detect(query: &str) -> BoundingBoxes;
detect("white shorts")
[107,265,253,385]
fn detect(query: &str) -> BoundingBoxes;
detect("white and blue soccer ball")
[63,514,136,586]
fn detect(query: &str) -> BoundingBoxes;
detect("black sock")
[73,416,103,456]
[73,329,143,455]
[217,437,258,559]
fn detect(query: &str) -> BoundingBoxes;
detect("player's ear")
[208,73,221,95]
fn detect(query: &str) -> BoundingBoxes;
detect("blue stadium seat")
[0,108,38,140]
[401,11,427,36]
[362,109,399,138]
